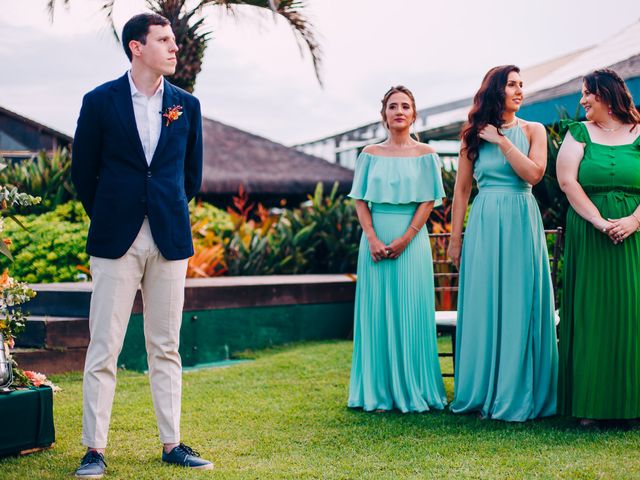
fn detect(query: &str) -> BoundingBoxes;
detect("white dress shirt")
[127,71,164,166]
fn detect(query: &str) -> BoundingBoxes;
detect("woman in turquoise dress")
[347,86,447,413]
[557,69,640,425]
[448,65,558,421]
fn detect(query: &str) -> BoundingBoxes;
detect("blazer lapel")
[110,73,147,165]
[151,79,179,166]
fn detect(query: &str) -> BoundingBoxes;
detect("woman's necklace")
[501,117,518,129]
[595,121,623,132]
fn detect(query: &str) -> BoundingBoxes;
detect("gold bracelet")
[503,145,514,157]
[409,224,421,233]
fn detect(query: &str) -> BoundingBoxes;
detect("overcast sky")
[1,0,639,145]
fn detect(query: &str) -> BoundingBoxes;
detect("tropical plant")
[47,0,322,92]
[534,120,574,229]
[292,182,360,274]
[0,148,75,214]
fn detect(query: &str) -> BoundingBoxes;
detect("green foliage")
[0,201,89,283]
[285,182,361,274]
[0,149,75,213]
[224,183,361,275]
[190,200,234,233]
[533,108,582,229]
[0,183,361,282]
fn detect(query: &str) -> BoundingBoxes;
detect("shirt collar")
[127,70,164,98]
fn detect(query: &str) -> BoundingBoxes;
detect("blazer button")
[147,171,152,178]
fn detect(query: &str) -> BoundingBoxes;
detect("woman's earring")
[608,106,613,115]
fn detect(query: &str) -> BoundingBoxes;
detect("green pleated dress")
[559,121,640,419]
[347,152,448,413]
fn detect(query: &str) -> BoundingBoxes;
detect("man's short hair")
[122,13,171,61]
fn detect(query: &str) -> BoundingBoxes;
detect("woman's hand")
[447,237,462,269]
[591,217,616,242]
[478,125,503,144]
[368,236,389,262]
[386,236,409,259]
[607,215,640,244]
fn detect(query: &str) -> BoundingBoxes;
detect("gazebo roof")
[201,116,353,195]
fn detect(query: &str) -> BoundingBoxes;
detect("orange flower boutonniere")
[162,105,183,127]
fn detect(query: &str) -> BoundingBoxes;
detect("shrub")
[0,201,89,283]
[0,149,75,214]
[221,183,361,276]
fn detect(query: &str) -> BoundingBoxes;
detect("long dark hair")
[583,68,640,130]
[461,65,520,162]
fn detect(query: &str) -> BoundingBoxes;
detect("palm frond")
[99,0,118,40]
[200,0,323,86]
[45,0,71,22]
[46,0,118,40]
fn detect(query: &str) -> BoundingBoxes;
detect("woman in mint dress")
[347,86,447,413]
[557,69,640,424]
[448,65,558,421]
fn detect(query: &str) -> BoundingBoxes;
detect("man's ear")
[129,40,143,58]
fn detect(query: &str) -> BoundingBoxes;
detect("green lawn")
[2,339,639,479]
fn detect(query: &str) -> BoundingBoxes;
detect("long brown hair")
[461,65,520,162]
[583,69,640,130]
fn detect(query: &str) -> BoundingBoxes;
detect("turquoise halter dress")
[450,124,558,421]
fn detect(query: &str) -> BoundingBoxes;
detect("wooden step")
[15,316,89,349]
[12,347,87,374]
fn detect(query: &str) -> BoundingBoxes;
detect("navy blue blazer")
[72,73,203,260]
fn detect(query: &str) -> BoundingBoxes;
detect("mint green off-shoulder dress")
[347,152,448,413]
[450,124,558,421]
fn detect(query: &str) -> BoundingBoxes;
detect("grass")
[1,338,639,479]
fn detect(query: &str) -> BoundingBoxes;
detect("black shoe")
[162,443,213,470]
[75,450,107,479]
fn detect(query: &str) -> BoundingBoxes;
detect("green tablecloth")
[0,386,55,457]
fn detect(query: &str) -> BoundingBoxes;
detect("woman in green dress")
[448,65,558,421]
[347,86,447,413]
[557,68,640,425]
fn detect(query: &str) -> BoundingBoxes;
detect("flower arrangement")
[0,159,57,390]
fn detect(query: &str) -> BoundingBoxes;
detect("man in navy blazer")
[72,13,212,478]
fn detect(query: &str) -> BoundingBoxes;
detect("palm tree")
[47,0,322,92]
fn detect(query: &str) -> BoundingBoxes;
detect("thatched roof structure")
[200,117,353,206]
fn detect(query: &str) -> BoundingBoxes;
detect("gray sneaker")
[162,443,213,470]
[75,450,106,479]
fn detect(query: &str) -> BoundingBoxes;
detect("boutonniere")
[161,105,183,127]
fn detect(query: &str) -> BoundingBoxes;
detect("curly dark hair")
[460,65,520,162]
[583,68,640,130]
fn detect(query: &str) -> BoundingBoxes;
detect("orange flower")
[162,105,183,127]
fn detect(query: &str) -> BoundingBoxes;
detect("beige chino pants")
[82,219,188,448]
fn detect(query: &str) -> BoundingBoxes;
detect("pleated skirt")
[450,188,558,421]
[348,203,447,413]
[559,191,640,419]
